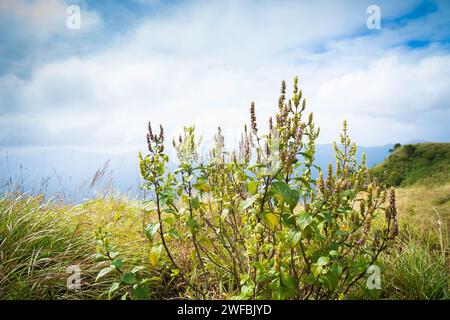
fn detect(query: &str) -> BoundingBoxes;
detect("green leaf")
[329,250,339,259]
[188,217,199,233]
[109,282,120,296]
[168,228,180,239]
[111,258,123,268]
[240,285,254,299]
[297,212,313,230]
[131,266,145,274]
[289,229,302,245]
[240,195,258,210]
[121,272,136,285]
[315,256,331,275]
[317,256,330,266]
[163,216,175,226]
[191,196,201,210]
[132,283,150,300]
[145,222,160,239]
[272,181,290,200]
[247,181,259,195]
[288,189,300,210]
[264,212,279,229]
[221,208,229,222]
[326,265,343,290]
[96,266,116,281]
[93,253,108,262]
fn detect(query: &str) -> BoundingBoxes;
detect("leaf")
[96,266,116,281]
[326,264,343,290]
[316,256,330,275]
[131,266,145,274]
[264,212,279,229]
[329,250,339,259]
[145,222,160,239]
[191,196,201,210]
[121,272,136,285]
[272,181,290,200]
[288,189,300,210]
[167,228,180,239]
[163,216,175,226]
[287,229,302,245]
[240,195,258,210]
[240,285,254,299]
[148,249,160,267]
[272,181,299,210]
[188,217,199,233]
[221,208,229,222]
[247,181,259,195]
[132,283,150,300]
[109,282,120,295]
[297,212,313,230]
[93,253,108,262]
[111,258,123,268]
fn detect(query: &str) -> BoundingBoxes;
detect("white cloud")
[1,0,449,151]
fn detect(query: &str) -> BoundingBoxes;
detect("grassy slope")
[371,143,450,187]
[370,142,450,229]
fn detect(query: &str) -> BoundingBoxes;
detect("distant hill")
[371,143,450,187]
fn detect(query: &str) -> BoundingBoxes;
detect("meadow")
[0,79,448,300]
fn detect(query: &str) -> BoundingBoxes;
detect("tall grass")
[0,191,178,299]
[0,192,101,299]
[381,214,449,300]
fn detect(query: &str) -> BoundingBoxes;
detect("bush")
[137,77,398,299]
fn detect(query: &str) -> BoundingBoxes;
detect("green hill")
[371,142,450,187]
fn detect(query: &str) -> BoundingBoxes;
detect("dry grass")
[395,183,450,233]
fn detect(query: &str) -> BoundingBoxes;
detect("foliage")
[138,77,398,299]
[93,227,150,300]
[371,143,450,187]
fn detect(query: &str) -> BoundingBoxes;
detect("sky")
[1,0,449,155]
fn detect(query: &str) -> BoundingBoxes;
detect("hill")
[371,143,450,187]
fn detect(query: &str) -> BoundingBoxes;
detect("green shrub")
[137,77,398,299]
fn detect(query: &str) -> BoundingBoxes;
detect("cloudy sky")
[1,0,449,154]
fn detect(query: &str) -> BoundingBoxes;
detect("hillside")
[371,143,450,187]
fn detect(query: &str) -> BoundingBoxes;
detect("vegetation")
[0,78,448,300]
[136,78,398,299]
[371,143,450,187]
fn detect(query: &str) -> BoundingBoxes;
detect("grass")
[0,192,100,299]
[382,225,448,300]
[395,183,450,233]
[371,143,450,187]
[1,187,448,300]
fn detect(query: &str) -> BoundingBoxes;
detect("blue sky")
[1,0,449,154]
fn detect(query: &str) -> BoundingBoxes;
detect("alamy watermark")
[66,5,81,30]
[366,265,382,290]
[67,265,81,290]
[367,5,382,30]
